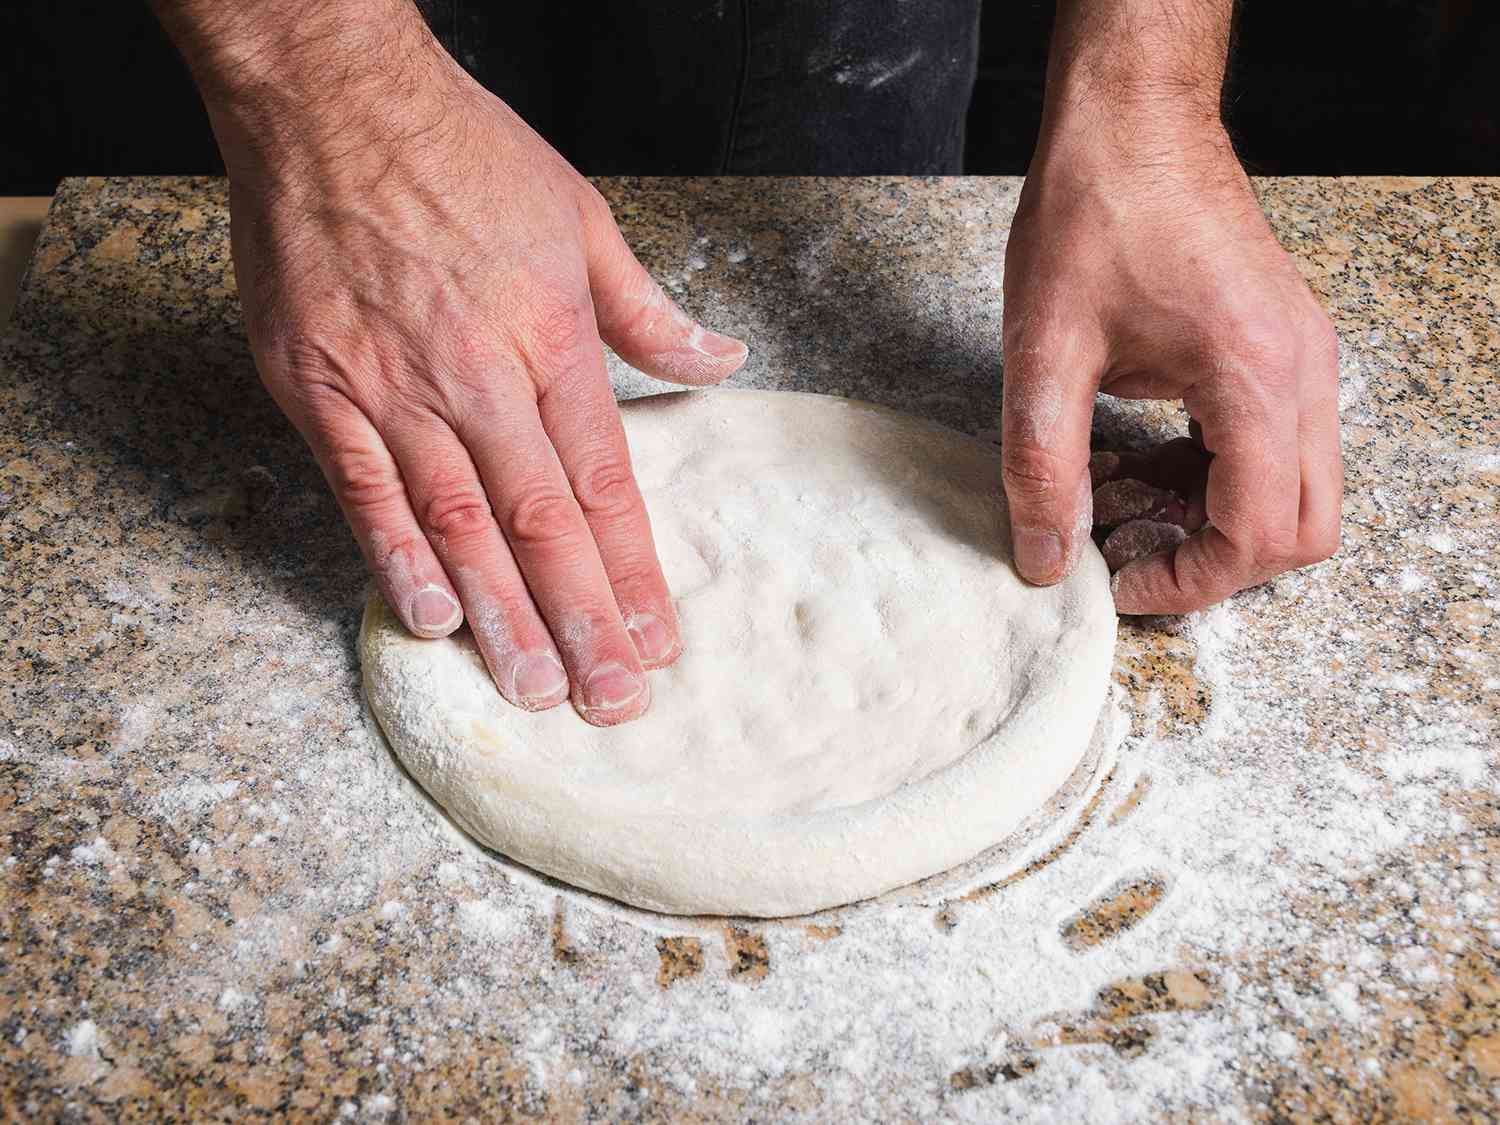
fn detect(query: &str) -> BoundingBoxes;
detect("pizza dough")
[360,390,1116,917]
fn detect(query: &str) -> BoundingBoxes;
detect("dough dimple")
[361,389,1116,917]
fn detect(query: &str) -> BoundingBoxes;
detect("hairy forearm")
[148,0,451,169]
[1043,0,1233,137]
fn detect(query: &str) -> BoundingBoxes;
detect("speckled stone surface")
[2,176,1497,1120]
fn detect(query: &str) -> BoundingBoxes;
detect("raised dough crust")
[360,389,1116,916]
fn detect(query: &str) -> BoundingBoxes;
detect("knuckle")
[502,488,583,547]
[277,327,366,391]
[608,560,665,598]
[324,439,404,513]
[1301,521,1341,565]
[1002,322,1046,364]
[466,586,541,648]
[522,284,593,366]
[420,481,495,543]
[294,371,364,429]
[577,182,615,227]
[269,324,344,377]
[273,328,398,425]
[611,277,672,341]
[573,457,643,521]
[1224,317,1298,377]
[1249,524,1301,572]
[367,532,426,577]
[1001,442,1065,502]
[1000,318,1029,357]
[1001,297,1059,354]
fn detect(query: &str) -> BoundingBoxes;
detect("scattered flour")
[9,179,1492,1118]
[832,48,924,90]
[156,779,241,817]
[457,897,524,946]
[1335,343,1389,424]
[19,566,1494,1121]
[111,703,156,754]
[1443,447,1500,475]
[12,367,1494,1119]
[69,837,119,867]
[1394,569,1427,593]
[1425,530,1458,554]
[216,987,251,1012]
[65,1020,101,1059]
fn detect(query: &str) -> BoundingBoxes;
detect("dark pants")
[415,1,982,174]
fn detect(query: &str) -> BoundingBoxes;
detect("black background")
[3,1,1496,195]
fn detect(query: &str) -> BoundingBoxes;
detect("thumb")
[583,203,749,386]
[1000,319,1104,585]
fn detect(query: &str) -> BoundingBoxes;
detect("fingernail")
[625,612,675,664]
[409,585,462,634]
[512,650,567,705]
[583,661,645,711]
[697,327,748,363]
[1014,528,1064,584]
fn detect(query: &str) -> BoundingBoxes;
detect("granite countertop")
[1,176,1496,1120]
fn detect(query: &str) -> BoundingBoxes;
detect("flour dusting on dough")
[362,391,1116,916]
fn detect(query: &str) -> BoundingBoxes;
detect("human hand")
[194,7,747,723]
[1000,119,1342,614]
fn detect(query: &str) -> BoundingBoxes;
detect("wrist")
[1033,103,1236,184]
[1040,85,1223,151]
[1038,0,1232,172]
[1038,60,1228,171]
[153,0,460,179]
